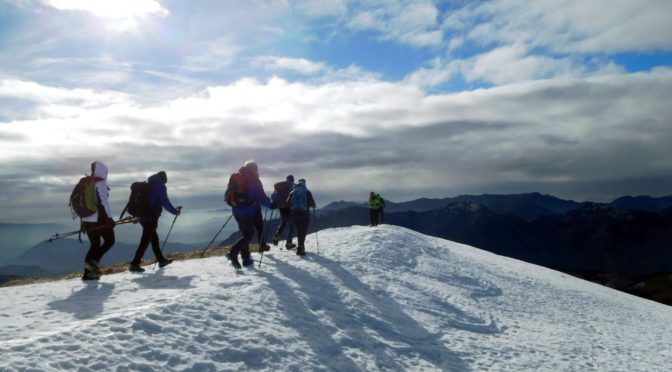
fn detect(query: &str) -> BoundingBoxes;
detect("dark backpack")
[124,181,152,218]
[290,182,308,211]
[272,181,290,207]
[225,172,250,207]
[69,176,99,218]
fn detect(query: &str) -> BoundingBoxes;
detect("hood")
[91,161,108,180]
[148,171,167,184]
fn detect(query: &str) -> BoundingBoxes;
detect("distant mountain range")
[317,193,672,276]
[4,193,672,285]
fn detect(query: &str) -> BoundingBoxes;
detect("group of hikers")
[70,160,316,280]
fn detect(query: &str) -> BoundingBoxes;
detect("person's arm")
[97,182,113,220]
[252,180,272,208]
[159,184,179,215]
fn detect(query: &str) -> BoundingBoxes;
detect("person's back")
[289,179,315,256]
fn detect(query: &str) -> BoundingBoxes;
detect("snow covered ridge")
[1,226,671,371]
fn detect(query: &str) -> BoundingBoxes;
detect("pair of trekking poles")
[199,207,321,269]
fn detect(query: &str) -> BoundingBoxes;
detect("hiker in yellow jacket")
[368,192,385,226]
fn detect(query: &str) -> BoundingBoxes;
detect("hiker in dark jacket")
[228,160,272,268]
[129,171,181,272]
[82,161,115,280]
[287,179,315,256]
[272,174,295,248]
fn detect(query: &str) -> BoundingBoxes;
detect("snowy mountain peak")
[1,225,671,371]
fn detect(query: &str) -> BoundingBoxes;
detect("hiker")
[287,178,316,256]
[226,160,272,269]
[128,171,181,273]
[81,161,116,280]
[271,175,295,248]
[368,191,384,226]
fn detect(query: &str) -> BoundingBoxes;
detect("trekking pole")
[258,208,272,269]
[47,217,137,242]
[313,207,320,254]
[153,207,181,270]
[200,213,233,257]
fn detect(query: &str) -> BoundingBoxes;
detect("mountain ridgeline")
[317,193,672,276]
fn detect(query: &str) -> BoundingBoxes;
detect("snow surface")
[1,225,671,371]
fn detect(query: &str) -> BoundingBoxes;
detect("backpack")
[272,181,290,207]
[69,176,99,218]
[225,172,250,207]
[125,181,152,218]
[290,182,308,211]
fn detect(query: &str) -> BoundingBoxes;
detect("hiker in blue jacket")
[287,179,315,257]
[227,160,272,269]
[129,171,181,272]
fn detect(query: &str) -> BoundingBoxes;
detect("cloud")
[343,1,442,47]
[256,56,327,75]
[451,0,672,54]
[2,68,672,222]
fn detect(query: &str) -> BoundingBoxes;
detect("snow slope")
[1,225,670,371]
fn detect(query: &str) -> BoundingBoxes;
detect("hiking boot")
[158,259,173,268]
[129,263,145,273]
[296,245,306,257]
[259,243,270,252]
[285,242,296,249]
[82,268,100,281]
[272,233,280,246]
[242,257,254,267]
[226,252,242,270]
[85,259,101,275]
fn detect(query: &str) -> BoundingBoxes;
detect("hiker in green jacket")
[368,191,384,226]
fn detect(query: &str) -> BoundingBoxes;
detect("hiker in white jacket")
[82,161,115,280]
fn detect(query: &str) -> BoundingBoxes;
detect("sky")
[1,225,671,370]
[1,0,672,223]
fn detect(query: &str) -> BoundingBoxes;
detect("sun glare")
[44,0,169,19]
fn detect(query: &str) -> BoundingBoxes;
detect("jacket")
[82,161,112,223]
[142,171,179,223]
[368,194,384,210]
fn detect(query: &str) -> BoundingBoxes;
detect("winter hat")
[287,175,294,182]
[244,160,258,172]
[298,178,306,185]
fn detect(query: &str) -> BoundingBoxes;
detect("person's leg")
[83,222,102,277]
[291,211,309,255]
[295,213,309,247]
[230,214,255,258]
[144,221,166,261]
[95,225,115,262]
[370,208,378,226]
[254,208,264,244]
[83,222,101,264]
[131,222,153,265]
[274,208,290,244]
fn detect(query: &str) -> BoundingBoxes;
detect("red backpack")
[225,172,250,207]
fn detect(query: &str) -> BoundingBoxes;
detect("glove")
[106,218,116,228]
[176,206,183,215]
[270,202,278,210]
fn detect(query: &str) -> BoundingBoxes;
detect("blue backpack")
[290,182,308,211]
